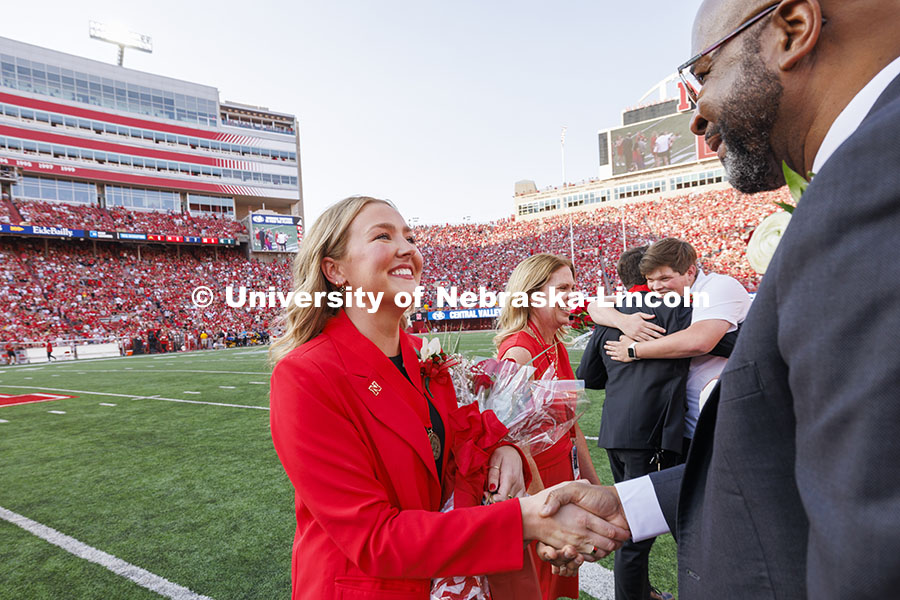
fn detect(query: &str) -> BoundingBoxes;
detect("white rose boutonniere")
[746,162,813,275]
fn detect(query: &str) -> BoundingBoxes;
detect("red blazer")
[270,311,525,600]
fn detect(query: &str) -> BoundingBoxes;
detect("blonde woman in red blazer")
[269,196,628,600]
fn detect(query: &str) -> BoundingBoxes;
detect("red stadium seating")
[0,187,789,344]
[11,199,247,238]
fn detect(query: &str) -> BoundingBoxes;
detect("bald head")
[692,0,774,54]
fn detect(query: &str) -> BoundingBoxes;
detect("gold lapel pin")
[368,381,382,396]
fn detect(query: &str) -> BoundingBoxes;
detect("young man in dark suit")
[540,1,900,597]
[578,246,737,600]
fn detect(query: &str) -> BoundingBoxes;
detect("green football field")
[0,331,677,600]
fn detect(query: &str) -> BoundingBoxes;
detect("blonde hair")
[493,253,575,350]
[268,196,391,365]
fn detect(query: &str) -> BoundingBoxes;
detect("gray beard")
[718,46,785,193]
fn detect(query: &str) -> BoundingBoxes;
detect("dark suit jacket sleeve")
[649,464,683,540]
[576,326,609,389]
[774,82,900,597]
[709,324,740,358]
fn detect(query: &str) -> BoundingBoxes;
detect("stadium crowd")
[0,186,789,348]
[9,198,247,238]
[415,187,788,307]
[0,236,286,350]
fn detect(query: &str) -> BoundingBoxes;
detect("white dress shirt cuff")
[615,475,671,542]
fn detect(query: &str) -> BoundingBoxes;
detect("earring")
[336,281,347,294]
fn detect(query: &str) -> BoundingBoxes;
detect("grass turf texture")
[0,335,677,600]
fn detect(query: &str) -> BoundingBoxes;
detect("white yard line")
[579,561,615,599]
[0,505,214,600]
[0,386,268,411]
[41,369,269,376]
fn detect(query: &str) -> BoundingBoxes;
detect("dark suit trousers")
[608,448,681,600]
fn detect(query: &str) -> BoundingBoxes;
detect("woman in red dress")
[495,253,602,600]
[269,197,625,600]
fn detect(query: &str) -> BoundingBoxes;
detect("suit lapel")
[326,312,441,489]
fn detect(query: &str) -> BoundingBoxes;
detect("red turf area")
[0,393,75,407]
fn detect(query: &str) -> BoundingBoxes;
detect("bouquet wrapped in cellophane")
[426,342,588,600]
[451,357,587,456]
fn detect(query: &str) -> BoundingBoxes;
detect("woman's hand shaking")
[519,480,630,570]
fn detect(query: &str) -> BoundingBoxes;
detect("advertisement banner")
[2,224,238,246]
[3,224,85,238]
[249,213,303,253]
[117,232,147,241]
[427,307,502,321]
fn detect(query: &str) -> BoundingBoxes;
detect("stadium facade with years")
[0,35,303,246]
[514,75,728,220]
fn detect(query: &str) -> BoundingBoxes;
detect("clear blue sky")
[1,0,704,224]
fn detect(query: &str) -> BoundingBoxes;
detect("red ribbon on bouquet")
[441,404,542,600]
[446,404,509,508]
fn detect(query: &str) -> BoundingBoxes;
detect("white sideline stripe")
[51,369,269,375]
[0,386,269,411]
[218,386,236,389]
[0,505,214,600]
[48,410,66,414]
[99,403,117,407]
[1,347,252,370]
[248,381,268,385]
[183,391,201,395]
[579,561,615,599]
[585,435,599,441]
[0,419,8,423]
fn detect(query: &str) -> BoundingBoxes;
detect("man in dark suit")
[578,246,738,600]
[539,1,900,597]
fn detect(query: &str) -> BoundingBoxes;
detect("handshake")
[519,481,630,576]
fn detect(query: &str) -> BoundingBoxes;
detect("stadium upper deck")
[0,36,302,236]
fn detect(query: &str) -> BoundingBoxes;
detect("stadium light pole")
[89,21,153,67]
[560,126,567,186]
[560,127,576,262]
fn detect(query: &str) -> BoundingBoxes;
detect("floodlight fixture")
[89,21,153,66]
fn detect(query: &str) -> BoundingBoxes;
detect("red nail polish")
[489,484,497,492]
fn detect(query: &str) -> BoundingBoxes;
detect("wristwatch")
[627,341,640,360]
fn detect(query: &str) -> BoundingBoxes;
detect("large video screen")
[249,213,303,253]
[609,111,696,176]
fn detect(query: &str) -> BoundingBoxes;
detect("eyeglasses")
[677,3,780,103]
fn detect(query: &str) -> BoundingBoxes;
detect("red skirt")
[529,435,579,600]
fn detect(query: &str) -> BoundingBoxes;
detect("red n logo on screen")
[677,82,692,112]
[696,135,717,159]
